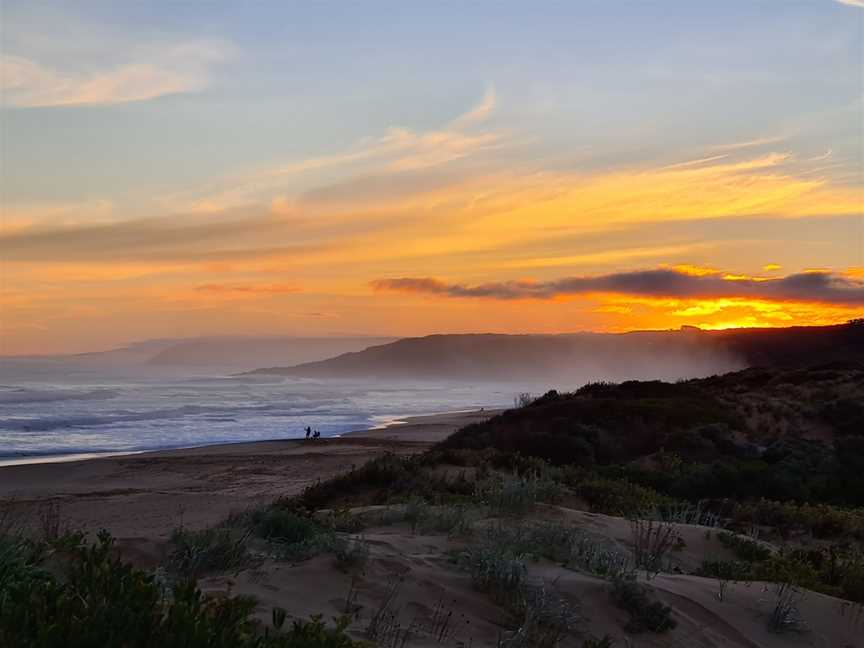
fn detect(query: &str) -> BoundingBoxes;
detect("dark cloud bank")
[372,269,864,305]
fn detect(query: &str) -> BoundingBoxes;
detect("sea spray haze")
[0,329,747,461]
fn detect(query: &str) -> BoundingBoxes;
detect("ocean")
[0,359,541,465]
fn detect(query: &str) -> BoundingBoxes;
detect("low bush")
[727,499,864,541]
[568,475,666,517]
[252,508,323,545]
[289,453,475,511]
[421,503,477,536]
[697,559,755,582]
[475,473,563,516]
[609,578,676,634]
[717,531,772,562]
[582,637,615,648]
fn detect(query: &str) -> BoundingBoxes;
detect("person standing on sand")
[305,426,312,439]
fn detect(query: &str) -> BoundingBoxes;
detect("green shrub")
[289,452,476,511]
[717,531,772,562]
[475,474,562,516]
[610,578,676,634]
[0,530,369,647]
[582,637,615,648]
[421,503,477,536]
[570,477,664,517]
[252,508,323,545]
[697,550,825,596]
[697,559,754,582]
[249,508,340,561]
[317,507,366,533]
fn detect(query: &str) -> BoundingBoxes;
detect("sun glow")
[593,293,862,332]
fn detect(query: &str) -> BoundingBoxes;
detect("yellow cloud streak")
[281,152,860,272]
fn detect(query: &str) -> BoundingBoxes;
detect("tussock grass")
[168,526,251,577]
[500,584,580,648]
[459,543,528,608]
[767,582,807,634]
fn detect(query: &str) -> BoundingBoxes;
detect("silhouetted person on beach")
[313,430,320,439]
[304,426,312,439]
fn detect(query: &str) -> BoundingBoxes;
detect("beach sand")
[0,409,495,539]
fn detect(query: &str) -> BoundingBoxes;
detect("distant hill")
[244,330,740,383]
[1,336,396,371]
[146,336,396,368]
[244,323,864,383]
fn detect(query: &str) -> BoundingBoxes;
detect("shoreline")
[0,408,497,539]
[0,407,496,469]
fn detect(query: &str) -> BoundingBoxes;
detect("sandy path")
[0,409,496,539]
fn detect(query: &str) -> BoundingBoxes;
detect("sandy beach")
[0,409,496,540]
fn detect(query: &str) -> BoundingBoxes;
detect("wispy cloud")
[269,86,500,176]
[0,40,233,107]
[169,86,502,212]
[711,135,787,152]
[372,268,864,305]
[835,0,864,7]
[448,84,497,129]
[0,212,316,262]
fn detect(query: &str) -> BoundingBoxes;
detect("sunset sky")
[2,1,863,354]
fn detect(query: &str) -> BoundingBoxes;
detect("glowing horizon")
[1,1,862,354]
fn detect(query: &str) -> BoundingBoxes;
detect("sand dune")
[195,503,862,647]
